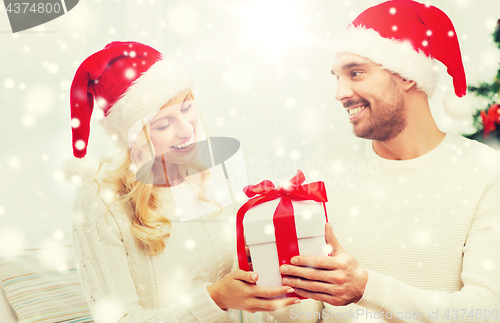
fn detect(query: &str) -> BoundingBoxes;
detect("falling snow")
[71,118,80,128]
[0,228,25,258]
[4,78,15,89]
[349,207,360,217]
[264,224,274,235]
[214,117,225,127]
[300,209,313,221]
[285,97,296,108]
[71,175,82,185]
[275,147,286,157]
[75,140,86,150]
[6,155,21,170]
[184,239,196,249]
[93,299,125,323]
[54,171,64,181]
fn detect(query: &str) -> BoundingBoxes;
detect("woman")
[65,41,299,322]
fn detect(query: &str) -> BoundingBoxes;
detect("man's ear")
[401,78,416,92]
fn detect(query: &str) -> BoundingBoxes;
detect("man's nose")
[335,80,354,102]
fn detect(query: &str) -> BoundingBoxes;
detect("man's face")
[331,52,407,141]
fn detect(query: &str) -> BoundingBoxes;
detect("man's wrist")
[354,267,369,303]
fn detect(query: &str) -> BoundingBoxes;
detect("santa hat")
[64,41,193,184]
[333,0,475,119]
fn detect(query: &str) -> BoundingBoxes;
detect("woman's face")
[149,90,200,166]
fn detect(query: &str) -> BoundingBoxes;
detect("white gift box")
[243,199,328,290]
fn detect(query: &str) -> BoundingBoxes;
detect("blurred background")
[1,0,499,249]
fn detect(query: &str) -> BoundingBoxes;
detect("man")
[278,0,500,322]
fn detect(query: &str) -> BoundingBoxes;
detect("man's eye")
[351,71,362,77]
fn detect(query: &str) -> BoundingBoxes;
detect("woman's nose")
[176,116,193,138]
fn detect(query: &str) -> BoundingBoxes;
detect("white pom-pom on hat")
[62,157,96,185]
[443,90,476,120]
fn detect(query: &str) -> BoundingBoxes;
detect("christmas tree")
[466,19,500,141]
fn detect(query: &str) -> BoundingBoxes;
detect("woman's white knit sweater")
[72,179,236,323]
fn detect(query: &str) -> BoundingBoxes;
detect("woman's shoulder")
[75,179,111,207]
[73,179,131,225]
[75,179,100,202]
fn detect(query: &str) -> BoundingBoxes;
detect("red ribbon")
[481,103,500,138]
[236,170,328,288]
[481,110,496,138]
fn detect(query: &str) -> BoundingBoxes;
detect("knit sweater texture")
[72,178,236,323]
[310,133,500,322]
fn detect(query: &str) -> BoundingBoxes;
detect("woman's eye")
[181,103,192,112]
[157,122,170,131]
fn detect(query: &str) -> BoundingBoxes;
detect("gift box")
[236,170,329,298]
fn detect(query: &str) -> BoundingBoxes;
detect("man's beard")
[344,78,407,141]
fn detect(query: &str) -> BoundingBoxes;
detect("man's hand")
[279,222,368,306]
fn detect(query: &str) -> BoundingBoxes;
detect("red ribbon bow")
[481,103,500,138]
[236,170,328,275]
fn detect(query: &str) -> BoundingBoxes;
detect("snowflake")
[71,118,80,128]
[0,228,24,258]
[53,171,64,181]
[6,155,21,169]
[124,68,136,80]
[3,78,15,89]
[215,116,225,127]
[275,147,286,157]
[75,140,86,150]
[301,210,312,221]
[71,175,82,185]
[93,299,125,323]
[290,150,301,161]
[185,239,196,249]
[349,207,360,217]
[21,115,36,127]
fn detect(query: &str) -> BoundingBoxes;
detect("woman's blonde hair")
[95,96,220,256]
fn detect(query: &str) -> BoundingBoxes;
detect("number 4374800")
[6,2,62,14]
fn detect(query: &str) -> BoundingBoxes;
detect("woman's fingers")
[253,285,295,298]
[251,296,300,312]
[233,269,258,284]
[245,246,253,271]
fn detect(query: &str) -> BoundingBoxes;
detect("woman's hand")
[207,270,300,313]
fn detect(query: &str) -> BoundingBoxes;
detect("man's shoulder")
[447,133,500,171]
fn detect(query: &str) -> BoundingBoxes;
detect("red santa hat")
[64,41,193,183]
[333,0,475,119]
